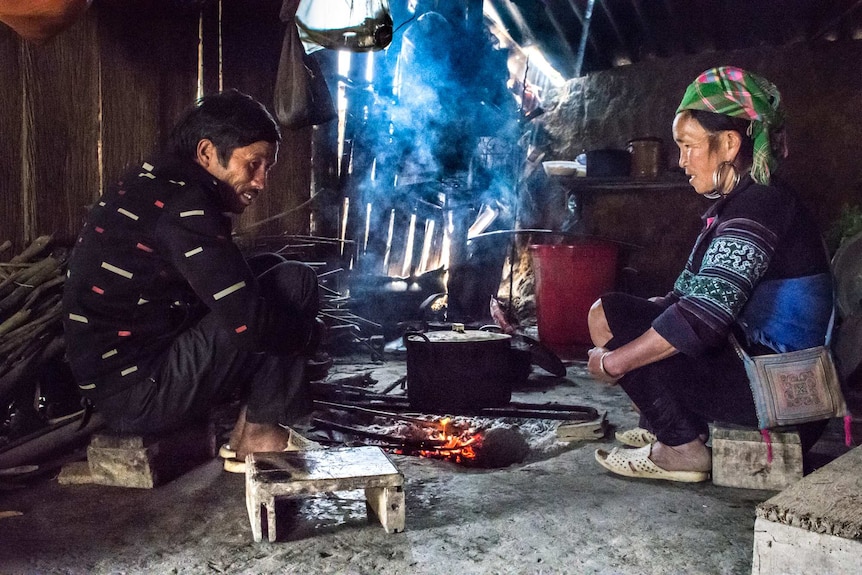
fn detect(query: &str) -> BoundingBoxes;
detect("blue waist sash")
[738,273,833,353]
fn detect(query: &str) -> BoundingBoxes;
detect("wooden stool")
[245,446,405,542]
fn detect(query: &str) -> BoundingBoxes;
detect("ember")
[401,417,482,464]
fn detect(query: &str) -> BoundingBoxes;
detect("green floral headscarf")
[676,66,788,185]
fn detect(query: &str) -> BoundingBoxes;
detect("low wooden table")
[752,444,862,574]
[245,446,405,542]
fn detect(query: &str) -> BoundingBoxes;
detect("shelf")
[554,175,692,192]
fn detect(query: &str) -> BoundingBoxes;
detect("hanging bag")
[273,0,336,129]
[729,307,852,461]
[730,335,847,428]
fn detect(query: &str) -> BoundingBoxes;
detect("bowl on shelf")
[542,160,585,177]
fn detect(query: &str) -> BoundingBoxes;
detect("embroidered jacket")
[652,177,832,356]
[62,158,284,400]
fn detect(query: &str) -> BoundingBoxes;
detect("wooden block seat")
[59,422,215,488]
[245,446,405,542]
[711,424,803,491]
[752,445,862,575]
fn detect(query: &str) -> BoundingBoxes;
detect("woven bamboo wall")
[0,0,312,256]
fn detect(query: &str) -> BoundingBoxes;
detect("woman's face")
[673,113,725,196]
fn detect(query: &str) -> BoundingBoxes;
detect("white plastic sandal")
[614,427,658,447]
[595,446,710,483]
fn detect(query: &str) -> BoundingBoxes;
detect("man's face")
[200,140,278,214]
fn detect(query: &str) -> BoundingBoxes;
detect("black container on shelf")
[585,149,631,177]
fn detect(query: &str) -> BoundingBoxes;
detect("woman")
[587,67,833,482]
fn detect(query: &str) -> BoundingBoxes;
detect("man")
[62,90,320,472]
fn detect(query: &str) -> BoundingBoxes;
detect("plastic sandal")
[614,427,658,447]
[218,443,236,459]
[594,445,710,483]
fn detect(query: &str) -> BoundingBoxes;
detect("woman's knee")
[588,298,613,347]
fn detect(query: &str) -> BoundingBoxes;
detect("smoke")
[354,4,520,323]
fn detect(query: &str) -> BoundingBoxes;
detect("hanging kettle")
[296,0,393,52]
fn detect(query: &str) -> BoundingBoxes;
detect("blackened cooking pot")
[404,328,530,412]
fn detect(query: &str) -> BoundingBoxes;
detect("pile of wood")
[0,236,68,408]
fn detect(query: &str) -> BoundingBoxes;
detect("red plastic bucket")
[529,242,618,351]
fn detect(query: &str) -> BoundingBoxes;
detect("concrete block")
[711,424,802,490]
[88,443,158,488]
[85,422,216,489]
[57,461,97,485]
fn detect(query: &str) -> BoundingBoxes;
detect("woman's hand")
[587,346,622,385]
[587,328,679,386]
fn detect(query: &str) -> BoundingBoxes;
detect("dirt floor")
[0,352,853,575]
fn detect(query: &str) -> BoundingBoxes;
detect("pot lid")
[412,330,511,343]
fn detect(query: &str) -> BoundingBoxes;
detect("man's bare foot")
[234,422,291,459]
[650,439,711,472]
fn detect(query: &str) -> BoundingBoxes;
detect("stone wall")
[527,40,862,297]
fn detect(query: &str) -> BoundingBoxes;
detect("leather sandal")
[614,427,658,447]
[594,445,710,483]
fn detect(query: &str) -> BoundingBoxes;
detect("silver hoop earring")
[711,161,740,197]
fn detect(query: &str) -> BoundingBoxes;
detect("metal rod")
[314,400,437,426]
[574,0,596,77]
[311,418,446,449]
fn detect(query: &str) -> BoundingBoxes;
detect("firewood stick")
[311,417,446,449]
[313,400,441,426]
[0,240,11,255]
[0,340,44,391]
[0,309,32,337]
[0,256,59,299]
[22,275,65,310]
[0,327,59,368]
[0,304,61,356]
[0,332,63,378]
[0,331,45,373]
[13,255,61,285]
[9,235,53,264]
[0,268,26,297]
[0,265,62,315]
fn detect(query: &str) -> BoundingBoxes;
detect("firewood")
[0,301,62,358]
[0,256,60,300]
[9,235,53,264]
[0,258,62,315]
[0,240,11,255]
[0,332,63,400]
[0,309,32,337]
[22,275,65,310]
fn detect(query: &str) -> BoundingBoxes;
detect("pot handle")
[403,331,430,345]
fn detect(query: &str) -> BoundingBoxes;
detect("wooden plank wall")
[222,0,314,240]
[0,25,24,254]
[0,0,312,257]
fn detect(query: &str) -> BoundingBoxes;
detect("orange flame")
[416,417,482,464]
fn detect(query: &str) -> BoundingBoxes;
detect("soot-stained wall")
[533,40,862,296]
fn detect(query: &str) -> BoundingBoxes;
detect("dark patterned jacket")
[62,158,285,400]
[652,177,832,356]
